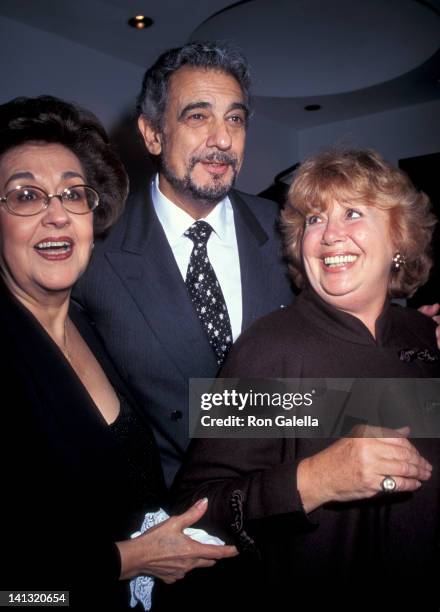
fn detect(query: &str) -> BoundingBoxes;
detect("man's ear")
[138,115,163,156]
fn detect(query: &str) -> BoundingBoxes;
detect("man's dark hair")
[136,41,252,130]
[0,95,128,237]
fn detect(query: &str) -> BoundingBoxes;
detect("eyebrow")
[178,101,211,121]
[178,101,249,121]
[62,171,85,181]
[5,170,85,190]
[228,102,249,117]
[4,171,34,188]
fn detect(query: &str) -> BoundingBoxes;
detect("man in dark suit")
[74,42,294,486]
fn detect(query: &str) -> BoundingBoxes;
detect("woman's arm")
[117,498,237,583]
[173,437,305,526]
[173,323,310,536]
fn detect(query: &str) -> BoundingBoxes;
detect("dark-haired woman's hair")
[0,96,128,237]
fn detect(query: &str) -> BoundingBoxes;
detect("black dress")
[173,288,440,609]
[0,281,165,610]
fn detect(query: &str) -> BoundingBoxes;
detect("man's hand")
[418,303,440,349]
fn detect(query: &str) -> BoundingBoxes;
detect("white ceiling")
[0,0,439,128]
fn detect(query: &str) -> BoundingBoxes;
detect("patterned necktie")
[184,220,233,366]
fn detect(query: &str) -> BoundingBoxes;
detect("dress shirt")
[151,175,243,341]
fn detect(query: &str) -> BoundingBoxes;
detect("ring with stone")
[381,475,397,493]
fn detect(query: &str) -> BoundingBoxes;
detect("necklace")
[63,319,72,362]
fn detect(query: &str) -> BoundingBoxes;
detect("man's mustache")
[189,152,238,170]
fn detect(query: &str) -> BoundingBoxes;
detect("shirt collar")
[151,174,233,247]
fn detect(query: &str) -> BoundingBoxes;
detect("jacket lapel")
[230,191,271,331]
[105,186,219,379]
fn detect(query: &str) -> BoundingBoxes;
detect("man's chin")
[183,167,234,200]
[187,180,232,204]
[160,162,236,204]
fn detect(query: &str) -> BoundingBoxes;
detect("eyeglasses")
[0,184,100,217]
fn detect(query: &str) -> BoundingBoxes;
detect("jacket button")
[171,410,183,421]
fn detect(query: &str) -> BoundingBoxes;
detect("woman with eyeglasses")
[0,96,236,610]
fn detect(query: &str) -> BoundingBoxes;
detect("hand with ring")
[381,476,397,493]
[297,425,433,513]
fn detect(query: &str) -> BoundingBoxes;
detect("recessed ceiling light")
[128,15,153,29]
[304,104,322,111]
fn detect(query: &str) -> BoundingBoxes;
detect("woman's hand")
[297,425,432,513]
[117,498,238,583]
[418,303,440,349]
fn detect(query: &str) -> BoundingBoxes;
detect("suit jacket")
[74,183,294,485]
[0,282,164,610]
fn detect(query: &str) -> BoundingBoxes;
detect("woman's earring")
[392,252,406,270]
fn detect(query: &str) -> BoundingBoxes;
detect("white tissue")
[129,508,224,610]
